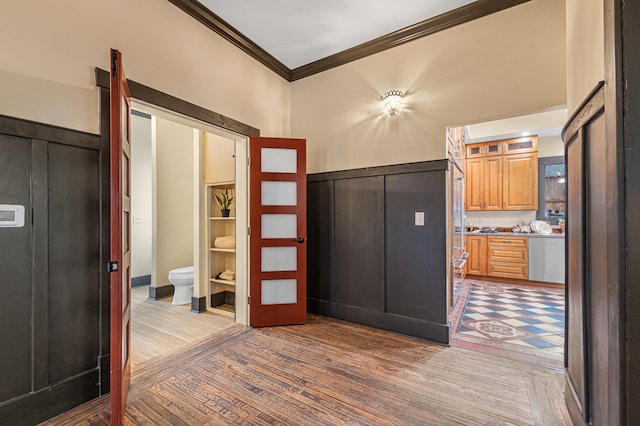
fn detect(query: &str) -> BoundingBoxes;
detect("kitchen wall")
[131,113,153,280]
[0,0,290,136]
[291,0,566,174]
[154,117,195,287]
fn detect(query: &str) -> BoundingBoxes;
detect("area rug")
[451,282,565,364]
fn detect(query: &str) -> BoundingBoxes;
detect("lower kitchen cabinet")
[466,235,487,276]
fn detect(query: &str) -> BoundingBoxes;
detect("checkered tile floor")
[449,280,565,368]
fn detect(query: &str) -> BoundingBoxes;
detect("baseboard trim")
[190,296,206,313]
[0,369,99,426]
[148,285,174,300]
[131,274,151,287]
[308,298,449,344]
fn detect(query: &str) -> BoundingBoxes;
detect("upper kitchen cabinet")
[466,156,502,210]
[503,152,538,210]
[465,136,538,211]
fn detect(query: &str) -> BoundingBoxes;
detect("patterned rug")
[450,282,564,364]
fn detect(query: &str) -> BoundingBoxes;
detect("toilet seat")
[168,266,194,279]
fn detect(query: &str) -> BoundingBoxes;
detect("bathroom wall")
[130,113,153,280]
[154,117,195,287]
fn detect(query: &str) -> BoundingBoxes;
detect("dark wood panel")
[565,130,586,419]
[31,139,49,390]
[333,177,384,311]
[0,134,32,403]
[47,143,101,384]
[307,180,333,302]
[385,171,447,324]
[0,370,99,426]
[98,86,111,395]
[620,1,640,422]
[308,159,448,182]
[0,114,99,149]
[586,113,609,424]
[95,69,260,137]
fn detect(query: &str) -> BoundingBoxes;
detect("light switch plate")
[415,212,425,226]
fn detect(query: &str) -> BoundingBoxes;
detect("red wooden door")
[249,137,306,326]
[109,49,132,425]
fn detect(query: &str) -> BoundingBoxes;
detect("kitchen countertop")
[467,231,565,239]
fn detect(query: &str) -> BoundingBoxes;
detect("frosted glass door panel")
[261,247,297,272]
[262,181,297,206]
[262,214,297,239]
[261,279,297,305]
[261,148,297,173]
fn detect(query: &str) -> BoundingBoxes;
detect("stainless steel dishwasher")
[528,236,565,284]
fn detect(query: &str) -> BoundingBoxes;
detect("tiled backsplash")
[466,210,537,228]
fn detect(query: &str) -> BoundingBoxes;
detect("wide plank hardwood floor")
[42,314,571,425]
[130,285,237,371]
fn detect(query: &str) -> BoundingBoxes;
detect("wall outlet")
[133,215,142,223]
[415,212,425,226]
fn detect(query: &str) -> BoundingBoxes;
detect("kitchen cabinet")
[465,136,538,211]
[466,235,487,275]
[204,132,235,184]
[486,236,528,280]
[465,156,502,210]
[503,153,538,210]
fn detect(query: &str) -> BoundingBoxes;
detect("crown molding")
[167,0,529,82]
[166,0,290,80]
[290,0,530,81]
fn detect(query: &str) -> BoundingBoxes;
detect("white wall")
[130,113,153,278]
[291,0,567,174]
[0,0,290,136]
[539,135,564,158]
[154,117,194,287]
[565,0,604,114]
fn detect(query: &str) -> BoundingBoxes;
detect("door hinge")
[247,226,251,236]
[247,296,251,305]
[247,157,251,167]
[107,261,119,273]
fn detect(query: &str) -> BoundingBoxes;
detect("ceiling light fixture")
[383,90,404,116]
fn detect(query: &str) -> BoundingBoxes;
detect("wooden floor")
[43,314,571,425]
[130,285,237,371]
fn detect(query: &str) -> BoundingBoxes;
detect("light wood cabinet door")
[483,156,503,210]
[466,235,486,275]
[486,236,528,280]
[465,157,502,210]
[465,158,483,210]
[503,153,538,210]
[204,132,235,184]
[502,136,538,155]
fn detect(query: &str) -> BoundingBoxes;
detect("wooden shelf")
[209,217,235,220]
[208,181,235,187]
[209,248,235,253]
[210,278,236,286]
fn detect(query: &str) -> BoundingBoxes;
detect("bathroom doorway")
[127,103,248,370]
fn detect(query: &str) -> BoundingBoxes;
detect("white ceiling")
[465,108,568,143]
[196,0,477,69]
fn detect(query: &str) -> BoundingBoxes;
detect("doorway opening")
[446,107,567,368]
[127,100,249,371]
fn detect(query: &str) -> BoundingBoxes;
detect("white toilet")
[168,266,194,305]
